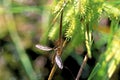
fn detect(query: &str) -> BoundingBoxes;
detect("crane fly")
[36,11,64,69]
[36,44,63,69]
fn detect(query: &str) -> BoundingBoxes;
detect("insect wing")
[36,44,53,51]
[55,55,63,69]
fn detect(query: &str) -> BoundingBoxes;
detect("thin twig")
[75,54,88,80]
[48,64,57,80]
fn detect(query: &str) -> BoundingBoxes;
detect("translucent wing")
[55,55,63,69]
[35,44,53,51]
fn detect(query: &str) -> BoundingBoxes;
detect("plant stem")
[48,64,57,80]
[75,54,88,80]
[48,10,63,80]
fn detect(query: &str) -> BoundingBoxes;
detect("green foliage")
[89,29,120,80]
[103,3,120,19]
[3,0,38,80]
[88,63,101,80]
[0,0,120,80]
[48,0,120,79]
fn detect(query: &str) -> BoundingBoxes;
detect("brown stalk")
[75,54,88,80]
[48,64,57,80]
[59,10,63,54]
[48,10,63,80]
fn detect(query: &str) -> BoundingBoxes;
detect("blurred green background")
[0,0,51,80]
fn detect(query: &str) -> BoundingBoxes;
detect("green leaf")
[88,63,101,80]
